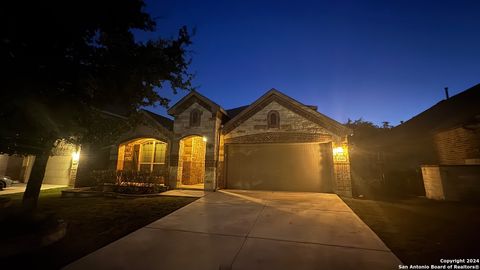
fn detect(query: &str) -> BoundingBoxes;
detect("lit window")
[139,140,166,172]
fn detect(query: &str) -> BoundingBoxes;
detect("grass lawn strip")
[1,188,197,268]
[342,197,480,264]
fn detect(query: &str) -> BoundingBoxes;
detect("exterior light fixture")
[202,136,208,142]
[333,147,344,155]
[72,151,80,162]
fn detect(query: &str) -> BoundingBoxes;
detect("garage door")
[226,143,333,192]
[43,156,72,185]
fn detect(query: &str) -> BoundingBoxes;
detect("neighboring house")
[0,140,80,186]
[0,154,34,183]
[373,83,480,200]
[97,88,353,196]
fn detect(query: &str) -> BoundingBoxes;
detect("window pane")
[154,143,166,163]
[140,142,154,163]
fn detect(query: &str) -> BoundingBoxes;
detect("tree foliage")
[345,118,391,145]
[0,0,193,154]
[0,1,193,209]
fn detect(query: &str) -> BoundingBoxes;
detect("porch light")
[333,147,344,155]
[202,136,208,142]
[72,151,80,162]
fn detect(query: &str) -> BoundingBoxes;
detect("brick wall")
[421,164,480,201]
[332,139,352,197]
[222,101,352,196]
[225,101,332,139]
[169,102,222,190]
[178,136,206,185]
[434,127,480,165]
[421,165,446,200]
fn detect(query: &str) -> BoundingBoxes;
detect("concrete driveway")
[65,190,401,270]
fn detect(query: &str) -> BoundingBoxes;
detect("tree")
[345,118,384,144]
[381,121,392,129]
[0,1,193,210]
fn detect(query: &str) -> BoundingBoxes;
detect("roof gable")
[141,109,173,131]
[223,88,351,136]
[167,90,227,117]
[139,110,174,137]
[225,105,249,119]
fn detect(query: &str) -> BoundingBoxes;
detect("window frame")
[137,140,166,172]
[189,109,202,127]
[267,110,280,128]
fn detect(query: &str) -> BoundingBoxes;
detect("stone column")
[332,136,353,197]
[204,133,217,191]
[168,139,180,189]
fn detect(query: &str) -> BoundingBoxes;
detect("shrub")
[91,170,167,194]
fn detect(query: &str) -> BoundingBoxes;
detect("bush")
[116,183,167,194]
[91,170,167,194]
[91,170,118,186]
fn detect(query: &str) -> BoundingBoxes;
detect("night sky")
[138,0,480,126]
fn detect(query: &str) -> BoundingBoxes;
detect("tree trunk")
[22,150,50,211]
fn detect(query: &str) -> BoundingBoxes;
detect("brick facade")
[222,100,352,196]
[225,101,332,138]
[421,164,480,201]
[434,127,480,165]
[109,89,353,196]
[168,102,222,190]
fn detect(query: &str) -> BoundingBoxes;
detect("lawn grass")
[342,196,480,265]
[1,188,197,269]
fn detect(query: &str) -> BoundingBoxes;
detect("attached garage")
[225,143,334,192]
[43,156,74,185]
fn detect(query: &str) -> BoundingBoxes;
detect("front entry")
[225,142,334,192]
[177,136,206,189]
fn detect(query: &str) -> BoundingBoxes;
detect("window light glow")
[333,147,344,155]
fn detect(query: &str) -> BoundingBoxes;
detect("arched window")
[117,138,166,173]
[190,109,202,127]
[267,110,280,128]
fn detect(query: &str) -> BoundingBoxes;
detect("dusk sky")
[139,0,480,126]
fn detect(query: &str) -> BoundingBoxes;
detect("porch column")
[204,137,217,191]
[168,139,180,189]
[332,136,353,197]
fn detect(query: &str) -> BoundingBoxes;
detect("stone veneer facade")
[111,89,353,197]
[221,101,352,197]
[168,102,223,191]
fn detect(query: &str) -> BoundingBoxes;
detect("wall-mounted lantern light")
[333,146,348,162]
[202,136,208,142]
[72,151,80,162]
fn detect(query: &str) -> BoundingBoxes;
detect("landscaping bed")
[342,196,480,264]
[0,188,197,268]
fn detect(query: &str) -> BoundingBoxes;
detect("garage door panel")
[226,143,333,192]
[43,156,72,185]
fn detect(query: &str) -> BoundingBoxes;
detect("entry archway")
[177,135,206,189]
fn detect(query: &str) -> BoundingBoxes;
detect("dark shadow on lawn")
[1,188,197,269]
[342,196,480,265]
